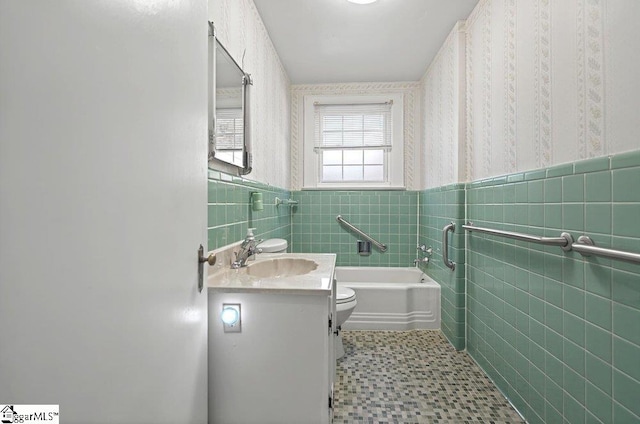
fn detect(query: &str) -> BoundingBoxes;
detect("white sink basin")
[245,258,318,279]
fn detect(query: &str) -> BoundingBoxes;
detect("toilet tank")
[260,238,288,253]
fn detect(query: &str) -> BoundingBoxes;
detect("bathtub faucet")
[413,257,429,266]
[232,235,263,269]
[414,244,433,267]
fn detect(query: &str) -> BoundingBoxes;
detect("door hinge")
[328,314,332,334]
[328,396,333,409]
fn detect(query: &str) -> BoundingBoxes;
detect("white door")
[0,2,208,423]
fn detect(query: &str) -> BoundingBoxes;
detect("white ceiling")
[253,0,479,84]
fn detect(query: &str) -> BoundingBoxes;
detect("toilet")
[260,238,357,359]
[259,238,288,253]
[335,286,357,359]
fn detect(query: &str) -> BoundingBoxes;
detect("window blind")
[215,108,244,150]
[313,102,393,151]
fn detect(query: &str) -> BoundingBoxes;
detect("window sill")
[301,186,407,191]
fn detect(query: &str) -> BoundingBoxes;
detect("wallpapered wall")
[423,0,640,186]
[209,0,291,189]
[290,82,422,191]
[421,22,466,190]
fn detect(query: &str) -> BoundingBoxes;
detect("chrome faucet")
[414,244,433,266]
[231,231,263,269]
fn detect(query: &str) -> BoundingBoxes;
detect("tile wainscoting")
[291,190,418,267]
[465,150,640,423]
[418,184,466,351]
[207,170,291,251]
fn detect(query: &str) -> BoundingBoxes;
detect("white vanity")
[207,252,337,424]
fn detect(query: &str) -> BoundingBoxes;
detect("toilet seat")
[336,287,356,304]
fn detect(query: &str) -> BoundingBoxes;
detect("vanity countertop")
[206,252,336,294]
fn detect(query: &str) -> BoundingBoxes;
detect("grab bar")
[442,222,456,271]
[336,215,387,252]
[572,235,640,264]
[275,197,298,206]
[463,223,574,251]
[463,222,640,265]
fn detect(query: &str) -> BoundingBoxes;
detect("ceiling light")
[347,0,377,4]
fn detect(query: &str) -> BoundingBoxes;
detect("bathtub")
[336,266,440,331]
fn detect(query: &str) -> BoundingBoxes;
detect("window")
[215,108,244,165]
[303,94,404,189]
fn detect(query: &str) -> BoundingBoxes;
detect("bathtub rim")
[334,266,440,288]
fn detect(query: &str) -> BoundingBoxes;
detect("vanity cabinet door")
[209,291,332,423]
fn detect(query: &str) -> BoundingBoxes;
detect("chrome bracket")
[575,235,595,256]
[560,232,575,252]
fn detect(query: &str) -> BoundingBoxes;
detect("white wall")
[290,82,422,191]
[605,0,640,156]
[423,0,640,184]
[421,22,466,189]
[209,0,291,189]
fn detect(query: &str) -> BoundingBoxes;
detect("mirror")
[208,22,252,174]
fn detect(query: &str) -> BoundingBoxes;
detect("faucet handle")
[417,245,433,256]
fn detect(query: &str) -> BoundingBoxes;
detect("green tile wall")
[207,170,291,251]
[465,150,640,424]
[418,184,466,350]
[208,151,640,424]
[290,190,418,267]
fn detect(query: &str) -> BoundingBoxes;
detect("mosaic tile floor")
[333,330,525,424]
